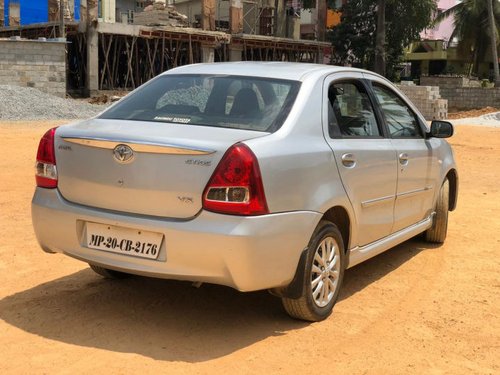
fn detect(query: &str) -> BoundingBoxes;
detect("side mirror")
[429,120,454,138]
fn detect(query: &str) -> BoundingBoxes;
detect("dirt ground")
[447,107,499,119]
[0,121,498,374]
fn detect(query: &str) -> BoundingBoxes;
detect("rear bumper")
[32,188,320,292]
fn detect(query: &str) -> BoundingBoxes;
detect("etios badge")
[113,144,134,163]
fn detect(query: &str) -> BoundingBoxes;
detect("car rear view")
[31,66,321,297]
[32,62,457,322]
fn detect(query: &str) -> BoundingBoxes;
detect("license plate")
[86,222,163,260]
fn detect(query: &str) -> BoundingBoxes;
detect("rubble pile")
[0,85,107,120]
[134,2,189,27]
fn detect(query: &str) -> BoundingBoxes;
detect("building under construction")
[0,0,331,95]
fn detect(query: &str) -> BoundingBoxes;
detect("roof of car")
[163,62,372,81]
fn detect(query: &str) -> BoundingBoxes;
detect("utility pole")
[317,0,326,41]
[487,0,499,86]
[59,0,65,38]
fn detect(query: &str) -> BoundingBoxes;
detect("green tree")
[328,0,377,69]
[434,0,500,79]
[329,0,436,80]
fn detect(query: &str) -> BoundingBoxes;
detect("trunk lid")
[55,119,267,218]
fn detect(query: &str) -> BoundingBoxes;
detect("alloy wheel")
[311,236,341,307]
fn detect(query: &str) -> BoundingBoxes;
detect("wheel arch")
[270,205,352,299]
[321,206,351,254]
[446,168,458,211]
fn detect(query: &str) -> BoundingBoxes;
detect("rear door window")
[327,81,381,138]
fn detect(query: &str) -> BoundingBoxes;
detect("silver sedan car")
[32,62,458,321]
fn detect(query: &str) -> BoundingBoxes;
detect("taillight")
[203,143,269,216]
[35,127,58,188]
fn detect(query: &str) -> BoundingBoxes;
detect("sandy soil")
[448,107,499,119]
[0,121,498,374]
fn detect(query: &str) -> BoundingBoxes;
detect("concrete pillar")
[201,45,215,63]
[88,1,98,26]
[201,0,215,31]
[48,0,58,22]
[86,0,99,95]
[275,0,286,37]
[317,47,325,64]
[79,0,87,30]
[0,2,4,27]
[229,46,243,62]
[288,15,300,40]
[102,0,116,23]
[9,1,20,26]
[229,0,243,34]
[59,0,66,37]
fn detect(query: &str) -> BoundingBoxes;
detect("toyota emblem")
[113,144,134,163]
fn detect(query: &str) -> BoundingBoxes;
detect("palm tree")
[434,0,500,78]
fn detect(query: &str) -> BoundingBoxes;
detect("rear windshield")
[99,74,301,133]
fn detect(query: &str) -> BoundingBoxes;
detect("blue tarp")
[3,0,80,26]
[4,0,12,26]
[74,0,80,21]
[20,0,49,25]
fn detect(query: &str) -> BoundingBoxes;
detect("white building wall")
[100,0,116,22]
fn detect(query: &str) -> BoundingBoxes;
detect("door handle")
[399,153,409,166]
[341,153,356,168]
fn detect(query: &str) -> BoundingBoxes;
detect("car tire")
[89,264,130,279]
[282,220,345,322]
[425,179,449,243]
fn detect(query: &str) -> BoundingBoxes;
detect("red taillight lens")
[203,143,269,216]
[35,127,58,188]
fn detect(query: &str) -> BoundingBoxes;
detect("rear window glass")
[99,74,301,133]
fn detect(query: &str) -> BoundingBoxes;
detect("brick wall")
[438,87,500,110]
[396,82,448,120]
[420,76,500,110]
[0,38,66,98]
[420,76,480,88]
